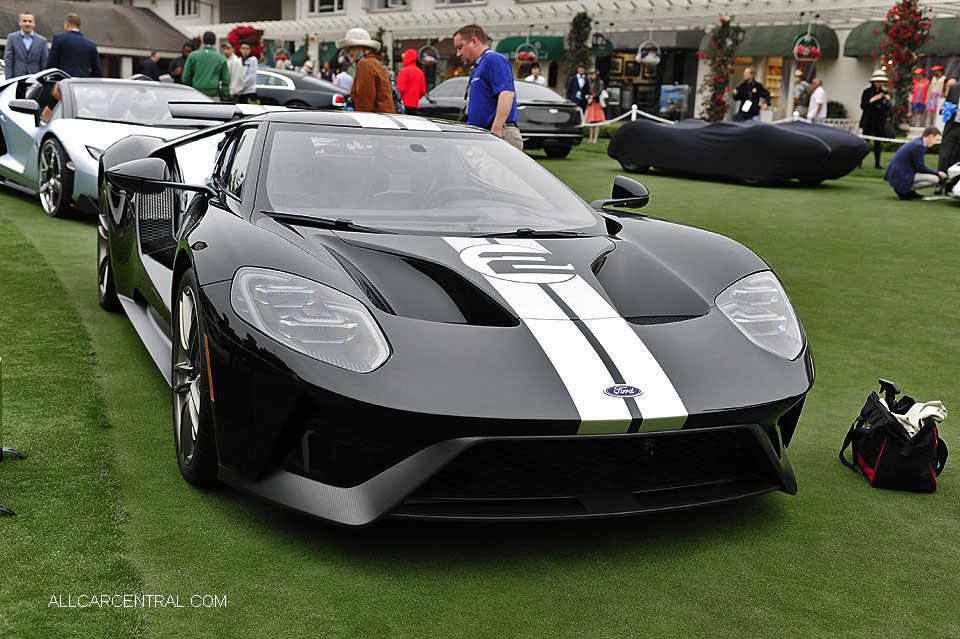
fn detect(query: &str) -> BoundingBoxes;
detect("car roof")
[259,109,488,134]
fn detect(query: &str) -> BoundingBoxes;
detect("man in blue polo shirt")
[453,25,523,150]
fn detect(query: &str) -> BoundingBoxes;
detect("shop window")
[435,0,483,5]
[175,0,199,16]
[365,0,407,8]
[309,0,344,12]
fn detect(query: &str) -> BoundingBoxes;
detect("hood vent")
[625,315,702,326]
[402,258,518,327]
[327,248,395,315]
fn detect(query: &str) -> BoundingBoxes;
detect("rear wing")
[167,101,288,122]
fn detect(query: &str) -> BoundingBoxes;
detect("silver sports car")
[0,69,211,217]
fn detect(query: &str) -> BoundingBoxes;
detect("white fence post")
[631,104,638,121]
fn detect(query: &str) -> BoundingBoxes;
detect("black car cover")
[608,119,870,183]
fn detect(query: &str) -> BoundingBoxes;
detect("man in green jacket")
[182,31,230,101]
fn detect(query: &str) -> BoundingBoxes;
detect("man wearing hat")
[336,28,395,113]
[793,68,812,114]
[860,70,891,169]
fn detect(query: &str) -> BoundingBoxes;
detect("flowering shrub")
[226,26,264,58]
[882,0,932,128]
[794,44,822,59]
[697,16,743,122]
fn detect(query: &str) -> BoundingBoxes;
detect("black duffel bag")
[840,379,947,493]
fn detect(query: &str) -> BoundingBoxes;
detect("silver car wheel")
[38,141,62,215]
[173,287,202,465]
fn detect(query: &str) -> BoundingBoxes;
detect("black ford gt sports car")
[99,110,813,526]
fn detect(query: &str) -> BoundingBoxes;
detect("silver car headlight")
[230,267,390,373]
[716,271,804,360]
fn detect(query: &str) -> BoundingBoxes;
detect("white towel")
[880,398,948,438]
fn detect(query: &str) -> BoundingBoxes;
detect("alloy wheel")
[38,143,62,215]
[173,287,202,465]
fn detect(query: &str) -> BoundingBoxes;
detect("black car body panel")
[609,118,870,183]
[100,110,813,527]
[255,68,348,108]
[418,77,583,151]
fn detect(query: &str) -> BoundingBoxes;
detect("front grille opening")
[412,429,774,500]
[625,315,701,326]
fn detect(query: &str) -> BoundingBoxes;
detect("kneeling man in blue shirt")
[885,126,946,199]
[453,24,523,151]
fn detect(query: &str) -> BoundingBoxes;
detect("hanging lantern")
[418,43,439,65]
[637,34,661,66]
[793,33,822,62]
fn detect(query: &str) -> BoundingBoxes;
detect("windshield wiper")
[477,227,593,238]
[260,210,395,234]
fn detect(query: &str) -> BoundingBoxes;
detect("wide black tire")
[38,138,74,218]
[619,161,649,174]
[97,180,121,312]
[798,177,825,186]
[171,268,218,487]
[285,99,310,108]
[544,145,572,158]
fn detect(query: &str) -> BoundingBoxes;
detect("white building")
[113,0,960,120]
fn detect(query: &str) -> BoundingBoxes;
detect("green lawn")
[0,146,958,638]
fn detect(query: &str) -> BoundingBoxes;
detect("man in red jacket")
[397,48,427,115]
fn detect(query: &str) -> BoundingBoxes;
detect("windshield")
[258,124,600,234]
[71,83,212,126]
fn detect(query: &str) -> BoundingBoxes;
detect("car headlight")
[86,146,104,160]
[716,271,804,360]
[230,267,390,373]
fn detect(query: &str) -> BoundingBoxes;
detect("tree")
[697,16,743,122]
[567,12,593,70]
[226,26,264,58]
[881,0,932,129]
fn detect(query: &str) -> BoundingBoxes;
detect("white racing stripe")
[392,116,443,131]
[348,112,402,129]
[444,237,631,433]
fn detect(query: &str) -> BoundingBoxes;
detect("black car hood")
[308,231,713,324]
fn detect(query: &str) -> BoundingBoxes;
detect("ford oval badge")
[604,384,643,398]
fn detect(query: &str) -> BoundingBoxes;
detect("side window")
[225,128,257,199]
[213,135,238,185]
[46,102,63,122]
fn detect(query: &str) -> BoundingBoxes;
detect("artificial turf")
[0,145,958,638]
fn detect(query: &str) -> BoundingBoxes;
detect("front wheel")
[171,269,218,487]
[544,145,572,158]
[38,138,74,217]
[619,162,649,174]
[96,181,121,312]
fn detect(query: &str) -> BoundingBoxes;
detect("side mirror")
[9,98,40,126]
[590,175,650,211]
[106,157,215,197]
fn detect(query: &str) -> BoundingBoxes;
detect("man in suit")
[4,12,48,77]
[885,126,946,200]
[46,13,101,78]
[143,51,161,81]
[566,64,589,108]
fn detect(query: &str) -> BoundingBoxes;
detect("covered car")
[97,110,813,527]
[609,119,870,185]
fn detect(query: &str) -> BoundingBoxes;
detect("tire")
[799,177,825,186]
[619,162,649,174]
[285,99,309,108]
[96,180,121,312]
[544,145,572,158]
[38,138,74,218]
[171,268,218,487]
[742,177,771,187]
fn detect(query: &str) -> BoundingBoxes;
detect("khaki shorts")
[502,125,524,151]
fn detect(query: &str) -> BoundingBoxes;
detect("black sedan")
[97,109,812,526]
[255,67,347,109]
[418,77,583,157]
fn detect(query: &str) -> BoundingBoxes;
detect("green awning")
[496,36,566,61]
[844,21,884,57]
[319,41,338,64]
[291,43,308,67]
[699,25,839,59]
[846,18,960,57]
